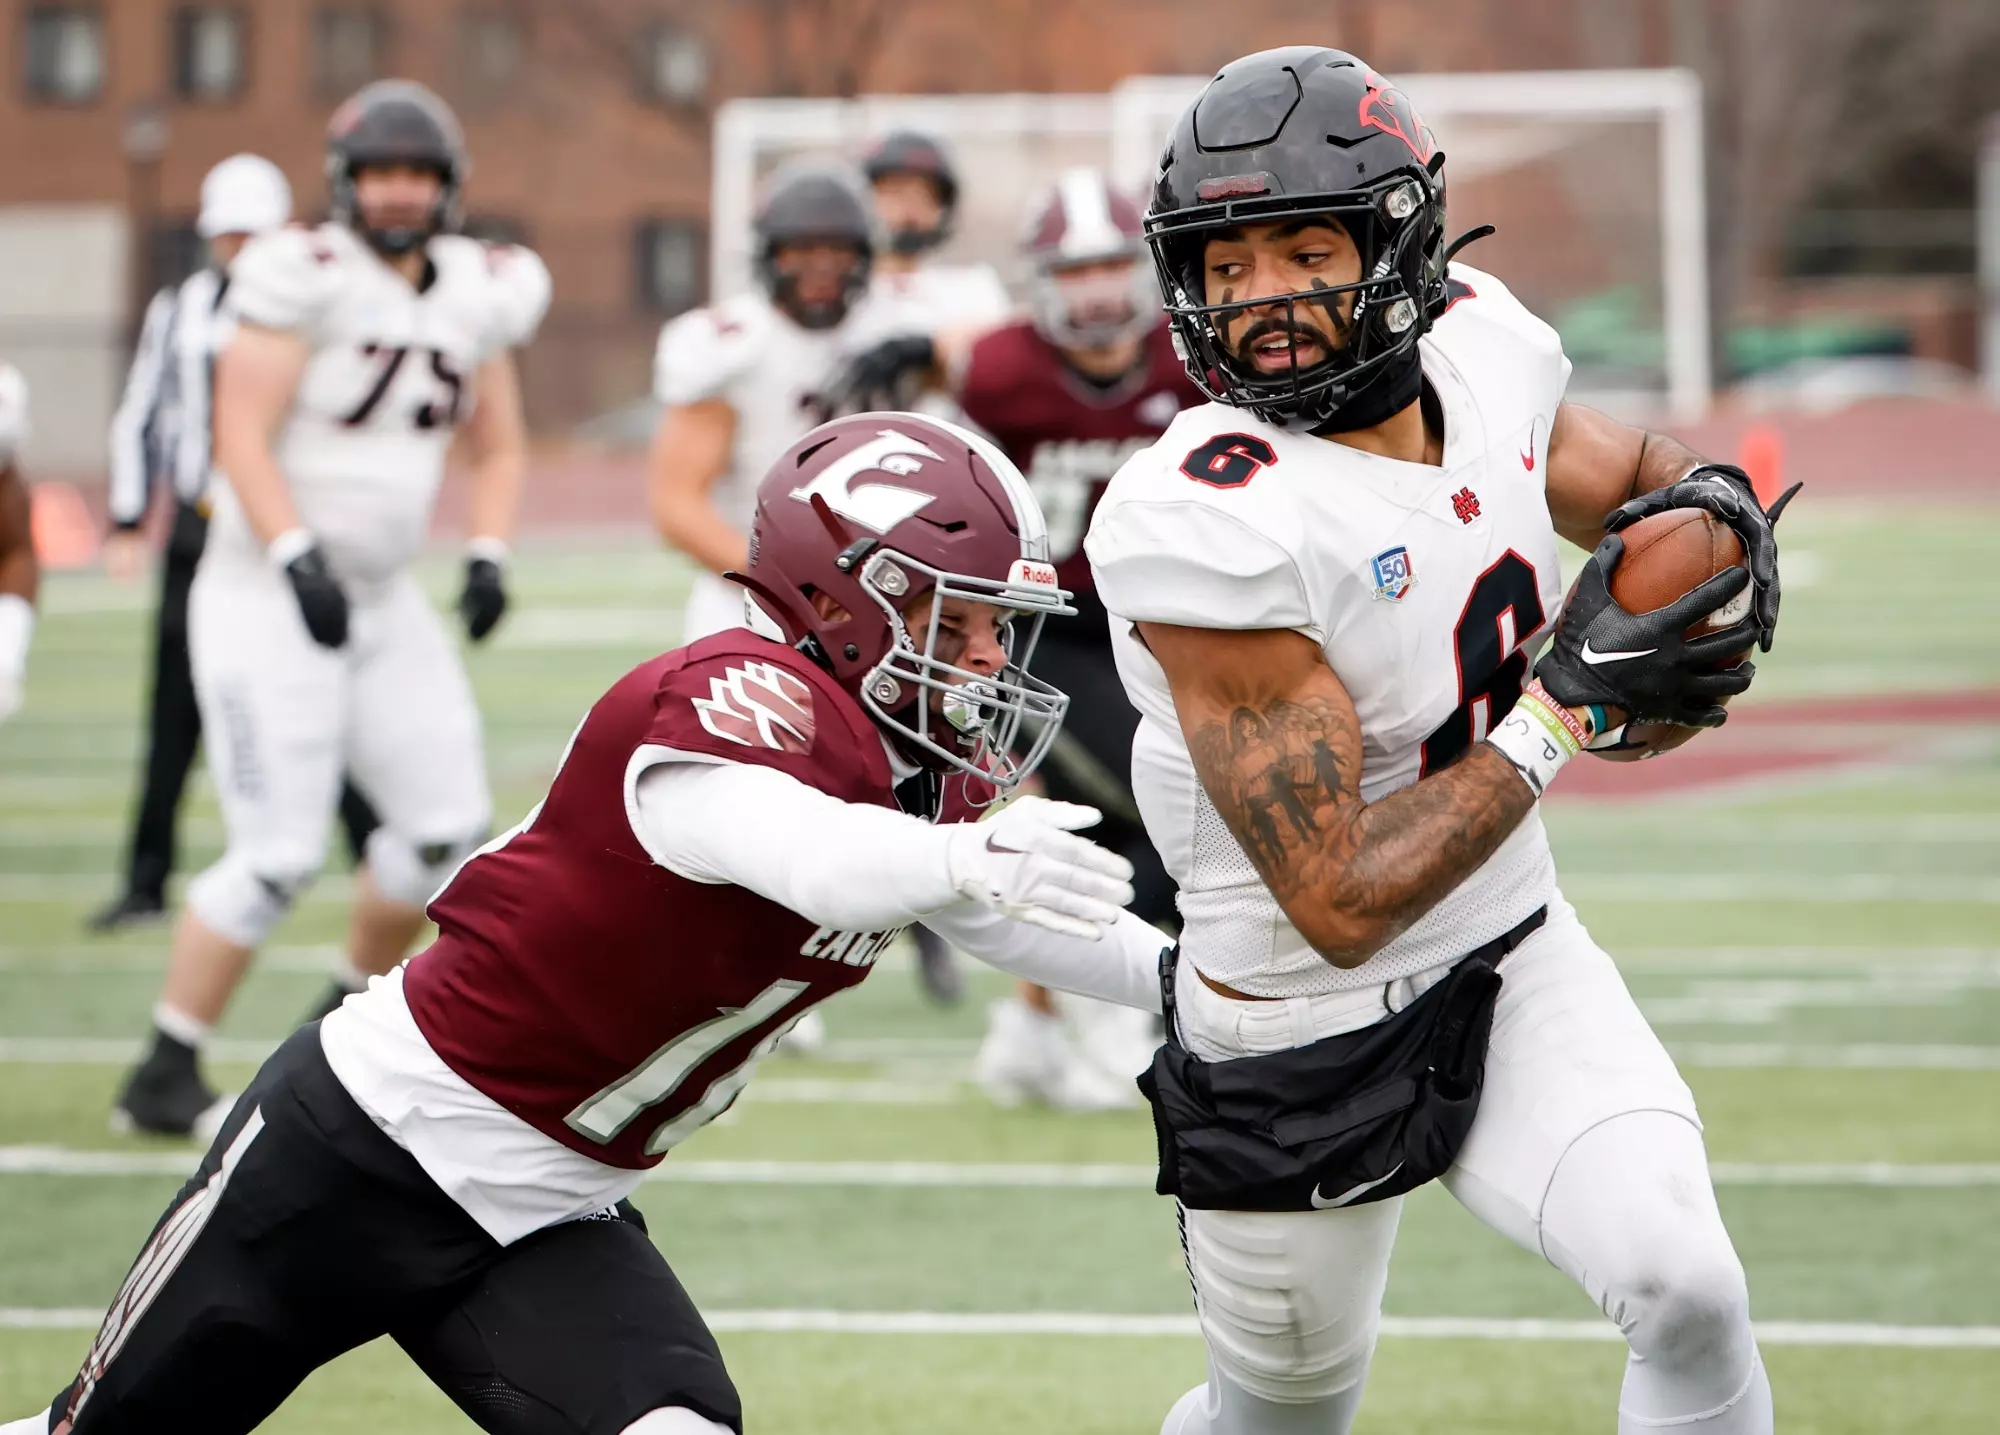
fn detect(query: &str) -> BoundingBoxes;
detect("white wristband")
[0,593,33,680]
[1484,683,1587,798]
[266,528,317,569]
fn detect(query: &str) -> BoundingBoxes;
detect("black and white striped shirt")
[106,268,233,527]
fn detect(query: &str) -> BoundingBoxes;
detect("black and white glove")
[944,796,1135,940]
[271,532,349,649]
[1605,464,1803,652]
[457,551,509,643]
[1534,534,1757,729]
[818,335,937,418]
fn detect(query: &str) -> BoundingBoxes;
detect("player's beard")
[1230,297,1353,381]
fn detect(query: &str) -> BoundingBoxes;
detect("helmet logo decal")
[1358,70,1434,162]
[691,661,816,753]
[788,429,942,533]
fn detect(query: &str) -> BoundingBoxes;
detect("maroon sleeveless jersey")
[958,319,1202,613]
[405,631,944,1170]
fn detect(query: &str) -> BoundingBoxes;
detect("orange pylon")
[1739,423,1785,508]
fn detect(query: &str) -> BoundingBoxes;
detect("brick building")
[0,0,1905,466]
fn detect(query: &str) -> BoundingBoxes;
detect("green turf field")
[1,500,1996,1433]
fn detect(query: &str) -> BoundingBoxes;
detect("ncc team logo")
[692,662,816,753]
[1371,546,1416,602]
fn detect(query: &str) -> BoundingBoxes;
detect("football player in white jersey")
[650,168,877,646]
[1086,50,1795,1435]
[0,364,35,724]
[821,131,1013,417]
[112,80,550,1136]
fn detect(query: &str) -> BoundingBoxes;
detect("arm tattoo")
[1185,688,1536,963]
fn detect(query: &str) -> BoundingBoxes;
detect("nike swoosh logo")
[1311,1162,1405,1209]
[1520,444,1535,471]
[1579,640,1658,666]
[985,835,1023,856]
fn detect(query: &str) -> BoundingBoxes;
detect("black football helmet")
[754,168,874,329]
[1147,47,1487,432]
[861,129,960,255]
[325,80,467,256]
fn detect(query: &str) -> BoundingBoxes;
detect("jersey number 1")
[1420,551,1545,774]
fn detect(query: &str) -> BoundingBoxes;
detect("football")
[1589,508,1752,762]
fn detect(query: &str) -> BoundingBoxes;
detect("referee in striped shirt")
[92,155,380,932]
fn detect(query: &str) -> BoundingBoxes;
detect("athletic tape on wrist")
[1485,684,1584,798]
[465,536,511,567]
[265,527,317,569]
[0,593,33,679]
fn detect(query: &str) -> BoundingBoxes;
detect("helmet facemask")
[1149,172,1445,430]
[850,550,1072,795]
[1030,257,1158,352]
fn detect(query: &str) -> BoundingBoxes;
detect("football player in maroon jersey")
[956,168,1205,1107]
[15,414,1167,1435]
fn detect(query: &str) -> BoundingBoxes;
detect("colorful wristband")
[1485,683,1586,798]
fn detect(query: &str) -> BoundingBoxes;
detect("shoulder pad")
[226,225,349,336]
[1430,263,1571,410]
[432,236,552,353]
[1085,414,1314,633]
[643,635,892,800]
[653,298,767,406]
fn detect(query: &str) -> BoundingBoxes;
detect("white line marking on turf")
[4,1147,1997,1190]
[1671,1043,2000,1070]
[1562,874,2000,903]
[2,1306,1995,1347]
[0,874,353,903]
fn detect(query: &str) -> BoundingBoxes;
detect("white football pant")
[185,554,491,945]
[1164,896,1772,1435]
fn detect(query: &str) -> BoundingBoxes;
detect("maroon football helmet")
[732,412,1073,789]
[1021,168,1157,350]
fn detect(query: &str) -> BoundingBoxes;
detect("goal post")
[711,66,1711,418]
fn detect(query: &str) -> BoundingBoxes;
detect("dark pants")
[118,501,379,903]
[51,1028,741,1434]
[1031,622,1178,929]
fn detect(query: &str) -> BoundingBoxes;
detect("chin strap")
[1309,349,1425,435]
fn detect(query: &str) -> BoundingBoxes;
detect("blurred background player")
[958,169,1202,1106]
[650,167,880,1047]
[828,131,1012,415]
[90,154,384,934]
[0,364,34,726]
[111,81,550,1136]
[651,167,875,645]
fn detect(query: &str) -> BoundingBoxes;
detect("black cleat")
[913,925,965,1006]
[112,1031,232,1139]
[86,891,167,933]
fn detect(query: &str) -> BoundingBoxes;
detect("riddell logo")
[692,662,816,753]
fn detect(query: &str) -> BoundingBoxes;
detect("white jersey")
[847,261,1012,349]
[211,223,551,594]
[651,291,865,533]
[1085,265,1571,997]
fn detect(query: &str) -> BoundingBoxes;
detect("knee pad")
[1184,1207,1394,1404]
[620,1409,734,1435]
[187,852,313,947]
[1617,1243,1753,1374]
[364,827,484,907]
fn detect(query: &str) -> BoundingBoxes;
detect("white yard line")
[0,875,352,904]
[3,1147,1996,1190]
[1,1305,1995,1347]
[2,1033,1996,1074]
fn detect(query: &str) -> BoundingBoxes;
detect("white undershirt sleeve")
[629,757,962,931]
[920,903,1168,1014]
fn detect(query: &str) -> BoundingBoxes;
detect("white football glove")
[944,796,1135,940]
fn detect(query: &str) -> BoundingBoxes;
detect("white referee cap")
[197,154,292,239]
